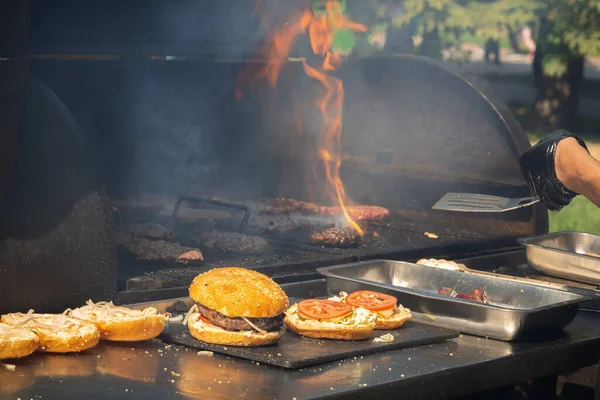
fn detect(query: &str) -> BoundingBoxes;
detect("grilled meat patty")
[254,198,390,221]
[118,223,175,242]
[323,205,390,221]
[255,197,323,215]
[311,227,360,248]
[195,231,269,254]
[119,237,204,265]
[197,304,284,332]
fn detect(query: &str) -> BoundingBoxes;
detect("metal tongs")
[431,193,540,213]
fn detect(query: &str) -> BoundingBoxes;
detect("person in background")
[520,24,536,58]
[519,131,600,211]
[484,38,501,64]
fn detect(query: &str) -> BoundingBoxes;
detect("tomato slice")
[197,314,212,325]
[346,290,397,311]
[297,299,352,320]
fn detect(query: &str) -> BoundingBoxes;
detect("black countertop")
[3,292,600,400]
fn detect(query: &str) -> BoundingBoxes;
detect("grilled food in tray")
[66,300,166,342]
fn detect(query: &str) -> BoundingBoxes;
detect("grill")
[0,0,547,314]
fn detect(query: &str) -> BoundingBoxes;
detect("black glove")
[519,130,589,211]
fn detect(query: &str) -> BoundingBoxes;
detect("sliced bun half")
[0,323,39,360]
[375,308,412,330]
[187,313,284,347]
[68,300,166,341]
[189,267,288,318]
[283,312,373,341]
[1,312,100,353]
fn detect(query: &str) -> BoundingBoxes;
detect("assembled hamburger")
[183,267,289,347]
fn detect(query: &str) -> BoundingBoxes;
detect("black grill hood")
[0,0,548,312]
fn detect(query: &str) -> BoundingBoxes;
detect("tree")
[532,0,600,131]
[387,0,539,59]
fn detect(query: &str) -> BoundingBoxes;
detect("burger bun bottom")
[283,313,373,340]
[187,314,284,347]
[375,308,412,330]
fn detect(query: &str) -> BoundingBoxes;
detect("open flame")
[237,0,367,235]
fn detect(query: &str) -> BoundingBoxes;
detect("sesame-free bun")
[0,323,39,360]
[187,313,285,347]
[375,308,412,330]
[68,301,166,342]
[283,312,373,340]
[189,267,288,318]
[1,313,100,353]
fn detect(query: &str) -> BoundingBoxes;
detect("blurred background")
[323,0,600,234]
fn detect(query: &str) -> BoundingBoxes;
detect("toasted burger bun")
[67,300,166,341]
[188,313,285,347]
[375,308,412,330]
[283,312,373,341]
[189,267,288,318]
[1,313,100,353]
[0,323,39,360]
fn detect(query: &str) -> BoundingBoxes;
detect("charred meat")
[254,197,323,215]
[437,287,488,304]
[195,231,269,254]
[198,304,284,332]
[322,205,390,221]
[311,228,360,248]
[437,287,457,297]
[254,198,389,222]
[119,237,204,265]
[470,288,488,303]
[118,223,175,242]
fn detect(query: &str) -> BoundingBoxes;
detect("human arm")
[555,137,600,208]
[519,130,598,211]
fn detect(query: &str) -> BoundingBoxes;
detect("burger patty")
[254,198,390,221]
[195,231,269,254]
[197,304,284,332]
[310,227,360,248]
[321,205,390,221]
[254,197,323,215]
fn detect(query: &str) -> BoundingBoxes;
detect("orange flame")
[237,0,367,235]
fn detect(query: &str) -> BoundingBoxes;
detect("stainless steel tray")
[518,232,600,285]
[317,260,589,341]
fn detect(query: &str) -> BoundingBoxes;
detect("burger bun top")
[189,267,288,318]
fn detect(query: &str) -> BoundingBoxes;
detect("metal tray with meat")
[317,260,590,341]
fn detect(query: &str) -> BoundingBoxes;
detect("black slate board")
[160,320,458,369]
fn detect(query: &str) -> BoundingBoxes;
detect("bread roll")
[68,300,165,341]
[283,311,373,340]
[187,313,285,347]
[374,308,412,330]
[189,267,288,318]
[0,323,39,360]
[1,312,100,353]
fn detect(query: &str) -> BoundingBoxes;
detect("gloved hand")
[519,130,589,211]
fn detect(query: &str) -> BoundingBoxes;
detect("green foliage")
[534,0,600,77]
[390,0,540,57]
[549,196,600,235]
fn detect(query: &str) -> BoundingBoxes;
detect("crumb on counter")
[1,363,16,371]
[424,232,439,239]
[373,333,394,343]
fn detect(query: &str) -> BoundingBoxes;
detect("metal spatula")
[432,193,540,213]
